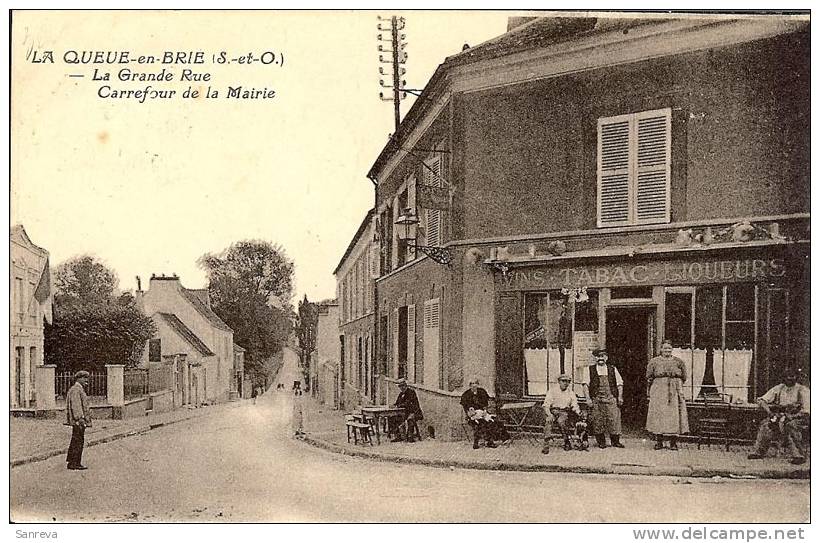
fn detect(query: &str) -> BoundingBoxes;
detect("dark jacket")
[395,387,424,420]
[460,387,490,413]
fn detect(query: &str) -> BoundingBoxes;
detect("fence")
[124,368,149,400]
[56,371,107,398]
[147,363,174,394]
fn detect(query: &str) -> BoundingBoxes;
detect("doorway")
[606,306,655,431]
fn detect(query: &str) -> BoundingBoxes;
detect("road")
[11,347,809,522]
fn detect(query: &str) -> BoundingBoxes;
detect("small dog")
[573,411,590,451]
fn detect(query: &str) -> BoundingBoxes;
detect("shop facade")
[491,231,809,434]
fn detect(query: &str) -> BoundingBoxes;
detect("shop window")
[669,284,757,404]
[597,108,671,227]
[664,290,692,347]
[524,291,588,396]
[574,290,599,332]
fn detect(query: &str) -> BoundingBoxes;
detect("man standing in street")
[66,370,92,470]
[582,348,625,449]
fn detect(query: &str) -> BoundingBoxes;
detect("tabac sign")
[496,257,787,290]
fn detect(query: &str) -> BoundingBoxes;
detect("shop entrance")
[606,306,655,431]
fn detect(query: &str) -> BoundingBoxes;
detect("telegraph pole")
[378,15,407,136]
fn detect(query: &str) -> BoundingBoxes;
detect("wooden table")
[360,406,406,445]
[498,401,540,443]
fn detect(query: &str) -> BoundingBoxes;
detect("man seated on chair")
[542,374,582,455]
[392,378,424,443]
[747,368,810,465]
[460,378,510,449]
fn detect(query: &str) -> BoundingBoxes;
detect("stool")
[345,415,373,446]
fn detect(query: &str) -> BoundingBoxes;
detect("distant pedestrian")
[292,382,305,437]
[252,385,259,404]
[582,348,624,449]
[646,340,689,450]
[65,370,92,470]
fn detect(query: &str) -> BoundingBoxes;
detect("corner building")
[368,15,809,439]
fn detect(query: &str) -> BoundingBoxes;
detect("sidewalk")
[300,397,809,480]
[10,401,243,467]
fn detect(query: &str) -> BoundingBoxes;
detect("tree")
[296,295,319,389]
[45,256,155,372]
[54,255,118,307]
[198,240,295,386]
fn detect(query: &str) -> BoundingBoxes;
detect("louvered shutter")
[423,298,441,389]
[598,108,671,227]
[597,116,631,227]
[392,308,400,378]
[407,304,416,383]
[635,108,671,224]
[424,157,442,247]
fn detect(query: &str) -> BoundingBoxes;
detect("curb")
[10,409,212,468]
[301,435,810,480]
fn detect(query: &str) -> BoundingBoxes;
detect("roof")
[10,225,49,255]
[187,288,211,307]
[333,208,374,275]
[180,288,232,332]
[233,343,246,353]
[155,313,216,357]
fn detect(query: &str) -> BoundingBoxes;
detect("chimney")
[136,275,142,292]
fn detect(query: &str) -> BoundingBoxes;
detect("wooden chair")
[696,392,732,451]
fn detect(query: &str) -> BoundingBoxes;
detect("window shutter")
[423,298,441,389]
[598,108,671,227]
[392,308,400,378]
[407,304,416,383]
[635,108,671,224]
[597,116,631,227]
[424,157,443,247]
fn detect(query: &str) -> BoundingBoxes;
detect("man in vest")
[582,348,625,448]
[65,370,92,470]
[747,368,810,465]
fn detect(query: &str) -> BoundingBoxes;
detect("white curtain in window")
[722,349,753,403]
[524,349,548,396]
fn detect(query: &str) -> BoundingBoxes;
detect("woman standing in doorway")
[646,340,689,450]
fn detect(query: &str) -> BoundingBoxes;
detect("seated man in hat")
[461,378,510,449]
[392,378,424,443]
[542,374,583,454]
[747,368,810,465]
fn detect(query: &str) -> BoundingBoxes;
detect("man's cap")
[74,370,90,380]
[396,378,408,386]
[592,347,608,356]
[557,374,572,381]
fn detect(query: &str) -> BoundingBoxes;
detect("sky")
[10,10,510,306]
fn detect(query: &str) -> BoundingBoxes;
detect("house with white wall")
[10,225,51,409]
[137,274,234,405]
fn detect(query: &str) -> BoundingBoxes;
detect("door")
[606,306,655,430]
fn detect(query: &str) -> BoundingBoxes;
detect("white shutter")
[597,116,631,227]
[635,108,671,224]
[407,304,416,383]
[392,308,400,378]
[422,298,441,389]
[424,157,443,247]
[598,108,671,227]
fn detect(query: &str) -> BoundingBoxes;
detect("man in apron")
[582,348,624,448]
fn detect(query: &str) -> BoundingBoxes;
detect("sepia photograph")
[7,7,811,528]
